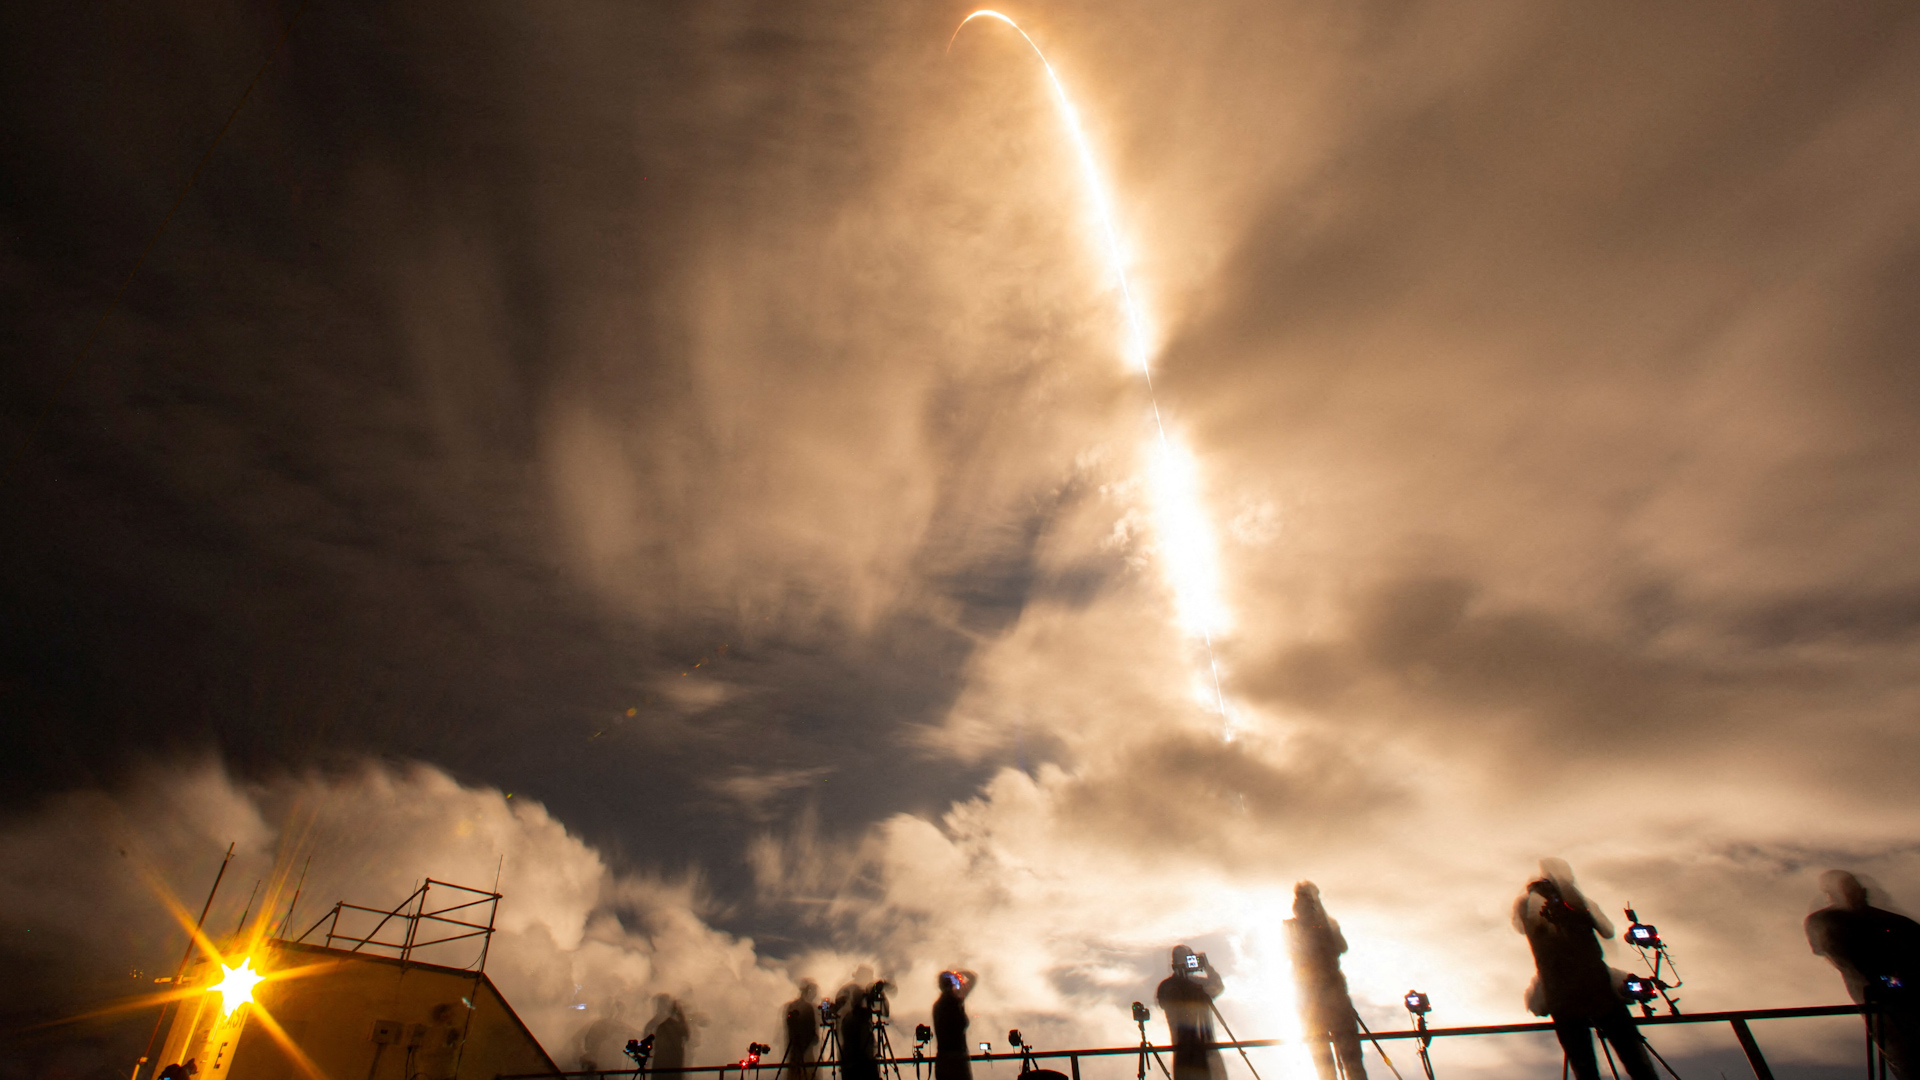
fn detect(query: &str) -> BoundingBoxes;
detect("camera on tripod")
[1622,976,1663,1004]
[1624,910,1662,949]
[625,1035,655,1070]
[867,982,892,1026]
[1620,903,1683,1015]
[1131,1002,1150,1024]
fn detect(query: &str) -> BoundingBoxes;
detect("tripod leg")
[1206,999,1265,1080]
[1353,1011,1402,1080]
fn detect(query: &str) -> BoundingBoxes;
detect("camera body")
[1622,976,1661,1004]
[1132,1002,1151,1024]
[1403,991,1431,1016]
[916,1024,933,1044]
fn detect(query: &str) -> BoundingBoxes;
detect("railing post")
[1730,1018,1774,1080]
[1070,1054,1081,1080]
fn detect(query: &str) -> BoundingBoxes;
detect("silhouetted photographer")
[646,996,692,1076]
[1807,870,1920,1080]
[1287,882,1367,1080]
[932,970,976,1080]
[834,978,883,1080]
[781,980,821,1080]
[1513,860,1656,1080]
[1156,945,1225,1080]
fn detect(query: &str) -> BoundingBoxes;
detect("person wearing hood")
[1513,859,1656,1080]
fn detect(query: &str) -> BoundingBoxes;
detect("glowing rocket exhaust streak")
[951,10,1233,723]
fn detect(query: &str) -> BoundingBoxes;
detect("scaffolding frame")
[294,878,500,971]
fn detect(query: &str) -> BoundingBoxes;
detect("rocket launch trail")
[949,10,1234,727]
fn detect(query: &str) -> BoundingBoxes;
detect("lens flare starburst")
[950,10,1233,724]
[210,956,265,1017]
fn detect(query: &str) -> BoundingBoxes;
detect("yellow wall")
[157,940,555,1080]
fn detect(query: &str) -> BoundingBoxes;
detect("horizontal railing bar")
[409,915,494,933]
[493,1003,1867,1079]
[422,879,503,898]
[403,930,491,948]
[324,931,411,945]
[422,897,497,917]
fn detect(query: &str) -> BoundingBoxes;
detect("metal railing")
[294,878,501,971]
[496,1004,1869,1080]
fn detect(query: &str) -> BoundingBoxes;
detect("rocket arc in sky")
[949,10,1234,726]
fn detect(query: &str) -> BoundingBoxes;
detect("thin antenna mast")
[134,842,235,1080]
[234,879,262,936]
[277,855,312,939]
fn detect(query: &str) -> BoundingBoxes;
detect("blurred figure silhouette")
[1513,860,1656,1080]
[933,970,977,1080]
[1287,882,1367,1080]
[1806,870,1920,1079]
[577,997,636,1072]
[781,979,821,1080]
[646,995,692,1075]
[835,970,882,1080]
[1156,944,1225,1080]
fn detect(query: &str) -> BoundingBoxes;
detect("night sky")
[5,2,1920,1078]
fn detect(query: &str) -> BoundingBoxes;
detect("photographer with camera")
[834,976,884,1080]
[932,971,976,1080]
[1156,945,1225,1080]
[1513,860,1656,1080]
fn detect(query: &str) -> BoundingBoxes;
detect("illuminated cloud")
[6,2,1920,1078]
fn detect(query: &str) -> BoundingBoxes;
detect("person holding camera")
[1513,860,1656,1080]
[1156,945,1225,1080]
[932,970,976,1080]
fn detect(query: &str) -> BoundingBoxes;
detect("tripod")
[1133,1005,1170,1080]
[1411,1015,1433,1080]
[874,1012,903,1080]
[820,1003,843,1080]
[1623,908,1683,1017]
[911,1027,930,1080]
